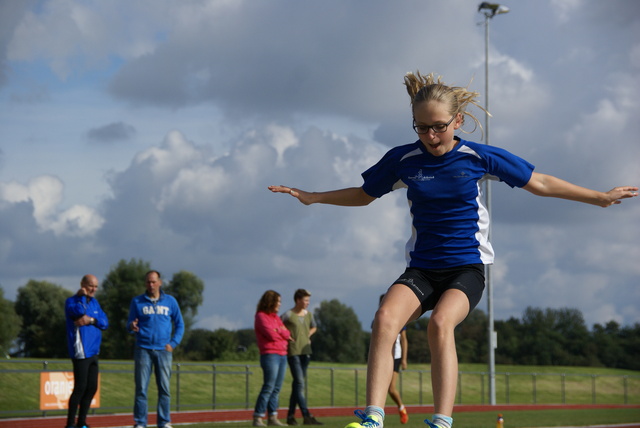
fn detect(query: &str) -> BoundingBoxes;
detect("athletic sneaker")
[423,419,445,428]
[303,415,323,425]
[399,408,409,424]
[345,410,381,428]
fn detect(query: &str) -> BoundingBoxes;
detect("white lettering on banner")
[44,379,74,398]
[40,372,101,410]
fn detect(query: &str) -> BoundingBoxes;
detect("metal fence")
[1,359,638,418]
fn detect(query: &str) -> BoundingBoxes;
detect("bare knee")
[373,306,403,337]
[427,311,456,341]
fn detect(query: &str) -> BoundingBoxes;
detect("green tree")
[210,328,237,360]
[553,308,590,365]
[455,309,488,363]
[181,328,259,361]
[518,307,564,365]
[235,328,257,350]
[519,307,594,366]
[164,270,204,332]
[406,316,430,363]
[592,321,622,368]
[0,287,21,357]
[619,323,640,370]
[15,280,71,357]
[312,299,365,363]
[97,258,151,359]
[181,328,216,361]
[496,307,595,367]
[495,316,522,365]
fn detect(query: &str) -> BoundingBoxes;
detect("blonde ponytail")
[403,71,489,137]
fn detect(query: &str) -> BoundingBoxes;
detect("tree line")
[406,308,640,370]
[0,259,638,370]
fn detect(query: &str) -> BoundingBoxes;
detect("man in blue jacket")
[128,270,184,428]
[65,274,109,428]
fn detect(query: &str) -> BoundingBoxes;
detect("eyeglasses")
[412,114,456,134]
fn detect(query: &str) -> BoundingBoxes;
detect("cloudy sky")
[1,0,638,334]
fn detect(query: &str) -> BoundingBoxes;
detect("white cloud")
[134,130,203,178]
[157,164,229,213]
[266,125,298,168]
[6,0,175,78]
[0,175,104,237]
[549,0,582,24]
[50,204,105,237]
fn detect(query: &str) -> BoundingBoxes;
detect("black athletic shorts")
[392,264,485,316]
[393,357,401,373]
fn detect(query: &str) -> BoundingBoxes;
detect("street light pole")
[478,1,509,407]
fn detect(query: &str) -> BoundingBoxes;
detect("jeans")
[67,355,99,427]
[134,347,173,428]
[254,353,287,417]
[287,354,311,417]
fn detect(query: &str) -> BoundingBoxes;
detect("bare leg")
[387,371,403,408]
[366,284,421,408]
[428,289,470,416]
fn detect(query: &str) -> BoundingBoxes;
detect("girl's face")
[413,100,462,157]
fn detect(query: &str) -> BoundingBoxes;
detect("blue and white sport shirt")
[362,138,534,269]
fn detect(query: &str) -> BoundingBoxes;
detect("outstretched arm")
[268,185,376,207]
[523,172,638,207]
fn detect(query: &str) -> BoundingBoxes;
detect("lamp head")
[478,2,510,17]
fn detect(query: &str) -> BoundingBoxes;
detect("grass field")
[155,408,640,428]
[95,408,640,428]
[116,408,640,428]
[1,358,639,425]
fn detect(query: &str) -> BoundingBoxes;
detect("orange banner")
[39,372,100,410]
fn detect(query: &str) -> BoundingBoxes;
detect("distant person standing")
[378,294,409,424]
[128,270,184,428]
[390,327,409,424]
[253,290,290,427]
[65,274,109,428]
[281,289,322,426]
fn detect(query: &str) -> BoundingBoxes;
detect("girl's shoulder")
[456,138,516,158]
[389,140,422,154]
[379,140,424,163]
[459,138,515,152]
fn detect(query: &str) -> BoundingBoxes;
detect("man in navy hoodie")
[65,274,109,428]
[128,270,184,428]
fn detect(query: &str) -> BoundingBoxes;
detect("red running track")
[1,404,638,428]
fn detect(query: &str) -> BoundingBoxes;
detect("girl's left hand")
[603,186,638,206]
[268,185,314,205]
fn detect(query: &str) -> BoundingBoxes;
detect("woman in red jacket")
[253,290,291,427]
